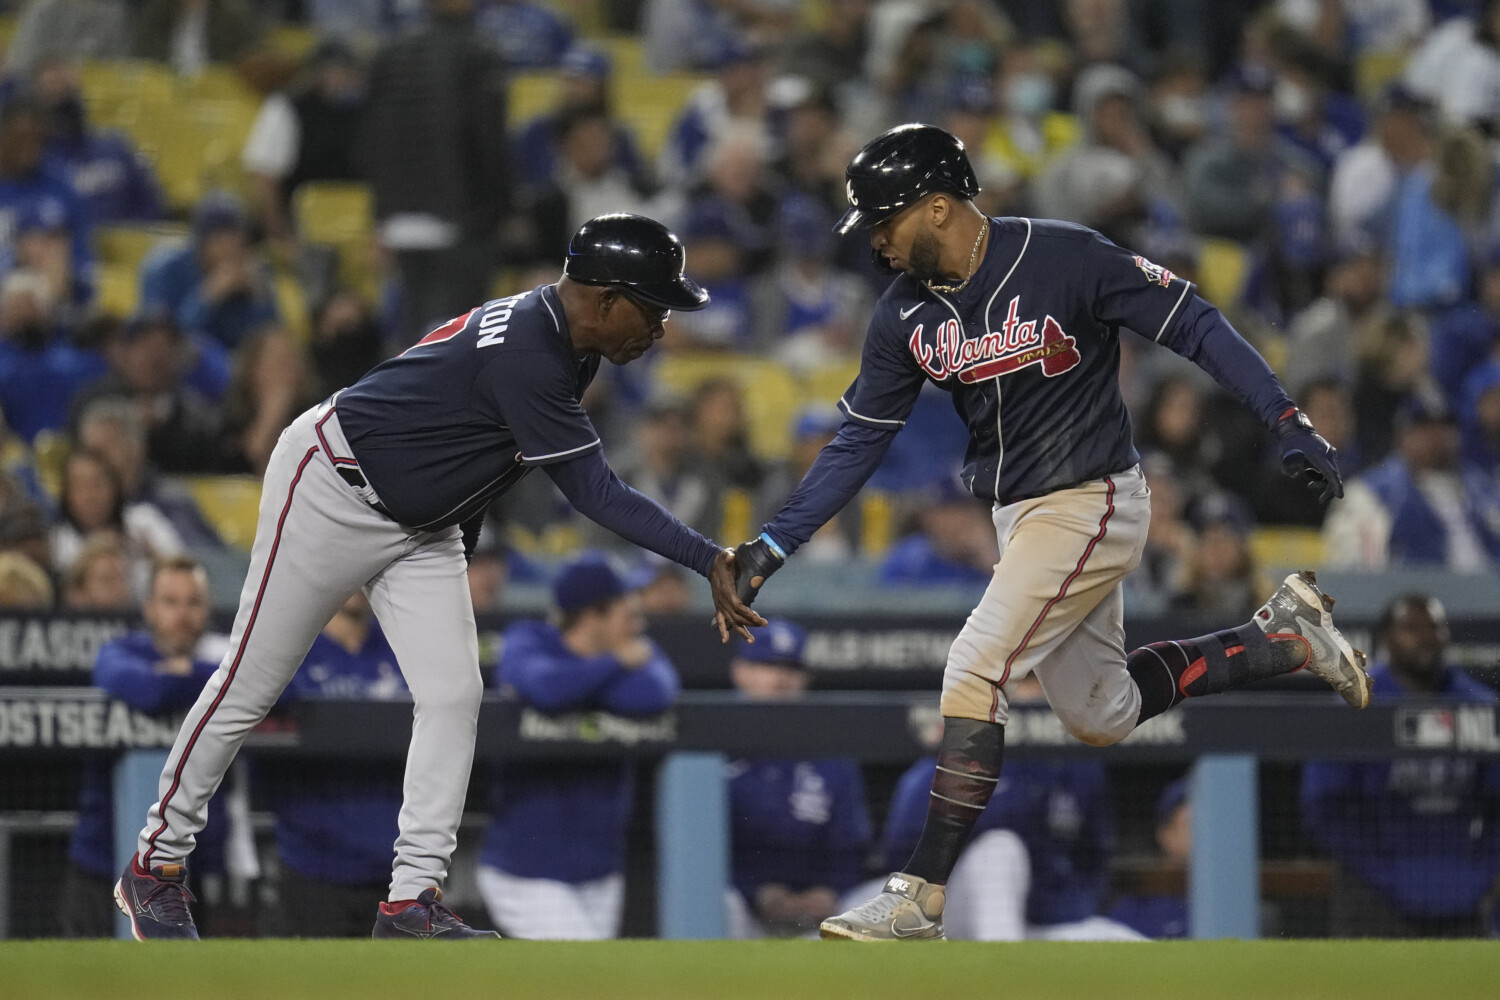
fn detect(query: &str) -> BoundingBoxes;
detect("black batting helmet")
[564,214,710,311]
[834,124,981,235]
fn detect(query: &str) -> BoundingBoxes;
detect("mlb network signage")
[1396,705,1500,752]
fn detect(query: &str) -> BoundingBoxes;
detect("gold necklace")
[926,218,989,294]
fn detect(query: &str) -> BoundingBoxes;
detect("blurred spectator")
[1328,85,1434,250]
[1276,0,1430,61]
[753,194,871,368]
[1324,394,1500,569]
[477,555,679,939]
[304,0,423,49]
[1184,66,1317,245]
[1284,242,1386,395]
[139,194,280,350]
[687,378,767,521]
[1107,776,1190,939]
[879,1,1011,125]
[51,447,185,600]
[979,38,1080,193]
[307,289,385,396]
[242,38,366,252]
[1302,594,1500,937]
[1035,63,1176,248]
[1176,491,1266,619]
[878,478,997,587]
[1254,378,1357,526]
[641,0,785,74]
[71,312,227,475]
[0,268,106,442]
[1268,30,1365,177]
[1134,374,1221,495]
[263,591,407,938]
[4,0,130,79]
[61,530,133,611]
[359,0,510,344]
[1124,454,1193,614]
[542,106,661,238]
[5,192,92,312]
[881,677,1142,941]
[0,501,53,577]
[511,46,648,192]
[632,556,692,615]
[0,549,53,607]
[474,0,574,69]
[1351,310,1432,465]
[766,84,855,216]
[1387,127,1491,310]
[1459,354,1500,474]
[74,396,224,551]
[1429,249,1500,407]
[1146,53,1210,166]
[219,324,313,475]
[672,201,758,350]
[1061,0,1142,70]
[132,0,266,76]
[938,76,1024,217]
[611,394,715,540]
[725,620,871,938]
[660,40,770,190]
[33,58,164,227]
[1403,0,1500,128]
[778,0,873,95]
[62,556,232,937]
[0,96,93,304]
[465,532,508,615]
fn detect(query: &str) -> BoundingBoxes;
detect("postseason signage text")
[0,613,134,685]
[0,688,181,749]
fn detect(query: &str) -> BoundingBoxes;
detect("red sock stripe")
[992,476,1117,719]
[142,446,320,867]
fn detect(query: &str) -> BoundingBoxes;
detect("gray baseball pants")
[136,401,481,901]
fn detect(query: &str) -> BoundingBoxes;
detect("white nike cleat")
[819,873,945,941]
[1254,570,1371,709]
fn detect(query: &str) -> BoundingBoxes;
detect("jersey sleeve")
[837,302,926,429]
[482,349,602,465]
[1082,231,1196,343]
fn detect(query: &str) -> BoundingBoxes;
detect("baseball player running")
[731,124,1371,942]
[113,214,766,940]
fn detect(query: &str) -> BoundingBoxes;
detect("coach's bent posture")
[732,125,1371,941]
[113,214,765,940]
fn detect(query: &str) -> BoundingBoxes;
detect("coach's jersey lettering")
[476,293,529,348]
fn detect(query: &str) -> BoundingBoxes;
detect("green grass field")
[2,940,1497,1000]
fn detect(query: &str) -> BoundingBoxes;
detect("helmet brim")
[629,275,711,312]
[834,205,874,235]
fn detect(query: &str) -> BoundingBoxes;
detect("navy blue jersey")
[728,758,872,899]
[845,219,1213,501]
[336,285,603,531]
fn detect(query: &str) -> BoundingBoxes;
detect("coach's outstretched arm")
[546,449,766,641]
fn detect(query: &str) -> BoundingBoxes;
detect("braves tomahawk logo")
[1134,255,1175,287]
[907,296,1081,383]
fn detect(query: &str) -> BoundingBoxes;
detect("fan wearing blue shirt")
[62,557,231,937]
[476,554,680,939]
[263,591,408,937]
[1107,777,1191,939]
[1302,593,1500,937]
[0,96,93,306]
[725,620,872,938]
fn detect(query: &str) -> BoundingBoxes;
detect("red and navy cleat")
[371,888,500,940]
[114,857,200,940]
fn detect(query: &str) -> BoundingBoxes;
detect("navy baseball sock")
[902,717,1005,885]
[1129,622,1309,724]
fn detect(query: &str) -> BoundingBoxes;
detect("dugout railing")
[1,687,1496,941]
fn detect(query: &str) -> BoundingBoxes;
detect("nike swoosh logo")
[900,304,921,320]
[891,920,928,938]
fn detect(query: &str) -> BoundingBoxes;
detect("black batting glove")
[1275,408,1343,503]
[734,533,786,606]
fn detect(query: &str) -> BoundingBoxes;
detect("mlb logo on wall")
[1133,255,1174,287]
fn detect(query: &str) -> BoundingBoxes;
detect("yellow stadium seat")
[268,24,318,61]
[0,15,15,56]
[601,35,645,77]
[615,72,707,159]
[293,182,376,297]
[181,65,258,104]
[1249,527,1326,574]
[1196,238,1250,308]
[78,60,177,132]
[1355,50,1411,102]
[800,361,861,407]
[94,262,141,318]
[510,73,558,126]
[95,224,188,269]
[32,431,71,501]
[274,273,310,344]
[653,353,800,460]
[182,475,263,551]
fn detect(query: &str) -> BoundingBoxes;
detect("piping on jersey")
[520,439,602,462]
[143,445,321,867]
[989,474,1117,722]
[837,396,905,427]
[1155,281,1192,343]
[541,287,562,332]
[929,218,1033,499]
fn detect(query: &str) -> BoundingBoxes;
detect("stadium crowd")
[1,0,1499,940]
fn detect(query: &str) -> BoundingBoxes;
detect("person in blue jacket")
[262,591,408,937]
[1107,776,1191,939]
[476,553,679,939]
[725,620,872,938]
[62,555,231,937]
[881,677,1142,940]
[1302,593,1500,937]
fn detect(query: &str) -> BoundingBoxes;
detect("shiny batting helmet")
[834,123,981,235]
[564,214,710,311]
